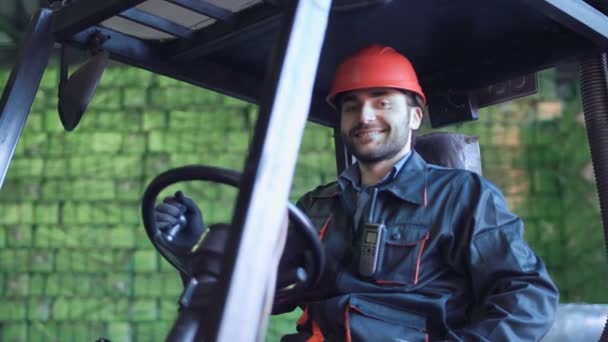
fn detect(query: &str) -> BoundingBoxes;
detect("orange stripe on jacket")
[297,305,325,341]
[297,306,310,326]
[344,305,352,342]
[318,215,333,240]
[307,320,324,342]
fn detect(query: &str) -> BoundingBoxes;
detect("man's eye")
[342,103,357,112]
[379,100,391,108]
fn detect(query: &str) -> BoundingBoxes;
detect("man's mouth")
[353,129,385,138]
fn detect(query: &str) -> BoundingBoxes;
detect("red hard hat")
[326,44,426,107]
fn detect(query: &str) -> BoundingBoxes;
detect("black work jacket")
[293,151,558,342]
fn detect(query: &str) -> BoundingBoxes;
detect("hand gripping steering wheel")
[141,165,325,313]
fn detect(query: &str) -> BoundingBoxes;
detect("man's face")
[339,88,422,164]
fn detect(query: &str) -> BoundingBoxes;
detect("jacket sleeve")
[450,176,559,341]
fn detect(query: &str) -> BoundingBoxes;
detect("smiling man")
[339,87,422,187]
[282,45,559,342]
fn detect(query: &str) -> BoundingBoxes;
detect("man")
[281,45,559,341]
[155,44,559,341]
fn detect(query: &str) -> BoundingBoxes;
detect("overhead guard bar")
[167,0,235,23]
[523,0,608,48]
[118,7,194,39]
[53,0,147,39]
[67,26,261,102]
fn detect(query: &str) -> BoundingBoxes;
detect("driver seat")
[413,132,482,175]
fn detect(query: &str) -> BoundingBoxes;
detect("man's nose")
[357,102,376,122]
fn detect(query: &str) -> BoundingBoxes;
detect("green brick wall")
[0,65,335,341]
[0,65,605,341]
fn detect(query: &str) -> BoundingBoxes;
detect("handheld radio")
[358,188,386,278]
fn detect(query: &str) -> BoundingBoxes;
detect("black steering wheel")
[141,165,325,312]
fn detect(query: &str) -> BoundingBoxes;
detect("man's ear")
[409,106,423,130]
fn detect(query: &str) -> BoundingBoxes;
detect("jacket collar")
[379,151,428,206]
[334,151,429,206]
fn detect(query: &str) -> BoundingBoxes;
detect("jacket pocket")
[377,223,430,286]
[346,296,428,342]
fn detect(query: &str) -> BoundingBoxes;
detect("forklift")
[1,0,608,341]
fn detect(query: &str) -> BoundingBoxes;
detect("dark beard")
[342,129,410,164]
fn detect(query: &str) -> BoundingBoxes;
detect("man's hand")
[154,191,204,241]
[153,191,205,283]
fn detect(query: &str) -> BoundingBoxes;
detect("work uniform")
[286,151,558,342]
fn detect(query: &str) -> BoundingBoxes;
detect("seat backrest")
[413,132,482,175]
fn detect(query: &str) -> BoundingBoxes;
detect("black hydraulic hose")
[578,52,608,342]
